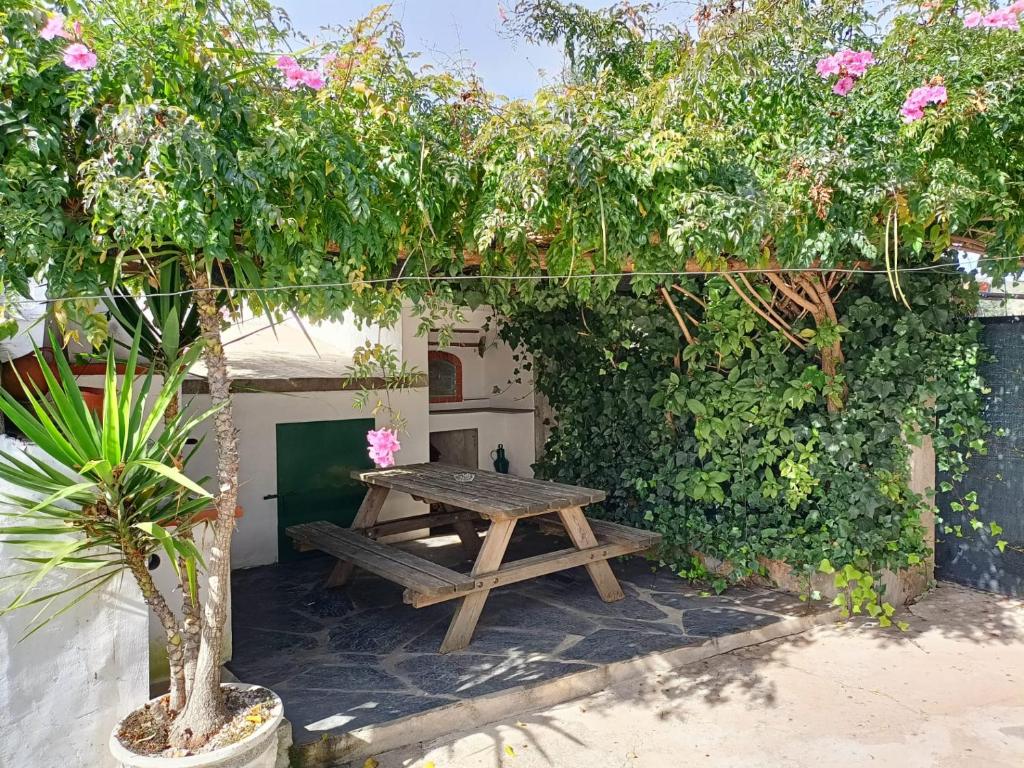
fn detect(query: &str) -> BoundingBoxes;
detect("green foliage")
[500,272,987,590]
[2,0,487,333]
[103,259,228,369]
[0,330,218,636]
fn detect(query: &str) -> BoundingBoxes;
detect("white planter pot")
[109,684,284,768]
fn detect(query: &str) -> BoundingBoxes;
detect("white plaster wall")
[428,410,536,478]
[0,435,149,768]
[428,306,535,411]
[185,303,430,569]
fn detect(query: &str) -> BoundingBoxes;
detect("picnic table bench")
[287,462,660,653]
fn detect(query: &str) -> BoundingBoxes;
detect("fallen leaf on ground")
[363,759,379,768]
[504,745,516,757]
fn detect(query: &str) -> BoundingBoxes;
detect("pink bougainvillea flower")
[964,10,984,26]
[1011,0,1024,14]
[320,52,337,68]
[832,76,855,96]
[63,43,97,71]
[276,55,298,70]
[367,427,401,468]
[816,54,840,78]
[39,13,70,40]
[301,69,325,90]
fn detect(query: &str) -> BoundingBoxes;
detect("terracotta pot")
[1,348,57,400]
[78,386,105,418]
[108,683,284,768]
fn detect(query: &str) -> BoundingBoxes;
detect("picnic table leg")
[557,506,625,602]
[452,517,482,558]
[439,517,517,653]
[325,486,390,588]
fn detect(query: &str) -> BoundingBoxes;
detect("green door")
[275,418,374,562]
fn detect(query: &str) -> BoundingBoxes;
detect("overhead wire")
[14,255,1013,305]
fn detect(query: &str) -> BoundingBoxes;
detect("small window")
[428,350,463,404]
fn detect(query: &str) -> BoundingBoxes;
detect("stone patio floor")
[227,530,826,749]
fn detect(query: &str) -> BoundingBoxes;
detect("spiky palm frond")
[0,325,221,637]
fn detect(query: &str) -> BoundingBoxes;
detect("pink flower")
[273,55,326,90]
[72,20,83,38]
[282,67,305,89]
[816,54,840,78]
[832,76,855,96]
[320,52,337,68]
[301,69,325,90]
[63,43,97,71]
[845,50,875,77]
[900,83,947,123]
[367,428,401,468]
[1011,0,1024,13]
[926,84,948,104]
[982,8,1019,29]
[39,14,70,41]
[901,104,925,123]
[964,10,984,26]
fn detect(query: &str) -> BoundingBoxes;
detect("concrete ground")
[362,583,1024,768]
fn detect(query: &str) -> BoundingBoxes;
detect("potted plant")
[0,332,283,767]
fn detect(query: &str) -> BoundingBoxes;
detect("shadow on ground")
[361,581,1024,768]
[227,529,826,748]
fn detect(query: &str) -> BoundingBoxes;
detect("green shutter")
[275,418,375,562]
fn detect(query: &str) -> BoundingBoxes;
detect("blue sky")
[275,1,691,100]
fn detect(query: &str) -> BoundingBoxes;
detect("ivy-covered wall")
[500,273,987,593]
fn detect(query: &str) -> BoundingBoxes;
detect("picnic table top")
[352,462,606,519]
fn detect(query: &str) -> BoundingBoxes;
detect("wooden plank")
[401,471,559,517]
[587,519,661,549]
[393,467,553,509]
[353,464,607,518]
[424,463,606,507]
[439,518,517,653]
[425,466,585,509]
[557,507,625,603]
[287,522,473,596]
[381,468,595,521]
[367,508,478,539]
[406,540,642,607]
[182,373,427,394]
[324,486,389,587]
[315,525,472,590]
[351,471,526,516]
[539,515,662,548]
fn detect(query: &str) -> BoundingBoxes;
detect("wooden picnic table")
[287,462,660,653]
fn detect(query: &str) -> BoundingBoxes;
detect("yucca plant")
[103,259,229,382]
[0,328,220,714]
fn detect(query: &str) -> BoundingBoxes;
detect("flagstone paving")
[227,532,824,746]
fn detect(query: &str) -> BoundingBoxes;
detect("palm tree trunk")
[164,393,203,696]
[124,544,187,713]
[169,269,238,748]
